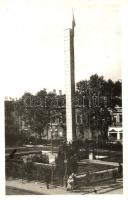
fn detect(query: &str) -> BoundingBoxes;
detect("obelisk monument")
[64,13,76,142]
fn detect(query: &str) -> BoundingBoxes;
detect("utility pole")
[51,164,54,185]
[49,122,54,154]
[63,142,68,187]
[51,132,53,154]
[64,153,68,187]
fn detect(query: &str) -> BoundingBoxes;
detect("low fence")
[6,160,54,182]
[6,160,64,186]
[76,167,119,186]
[6,159,119,187]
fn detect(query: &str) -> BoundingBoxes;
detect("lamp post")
[63,139,69,187]
[49,125,54,154]
[51,163,54,185]
[64,150,68,187]
[59,131,63,138]
[51,132,53,154]
[88,99,91,140]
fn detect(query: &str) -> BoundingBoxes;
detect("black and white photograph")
[0,0,127,197]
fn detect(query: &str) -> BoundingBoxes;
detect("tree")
[113,80,122,97]
[76,74,116,139]
[89,74,105,96]
[21,90,52,139]
[76,80,89,96]
[17,90,66,141]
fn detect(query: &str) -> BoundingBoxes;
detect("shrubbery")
[31,154,49,164]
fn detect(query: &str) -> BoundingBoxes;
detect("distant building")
[108,106,122,142]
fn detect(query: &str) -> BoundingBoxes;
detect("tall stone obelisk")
[64,13,76,142]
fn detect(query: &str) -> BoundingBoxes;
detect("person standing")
[118,163,123,178]
[44,169,51,189]
[67,173,75,191]
[112,168,118,182]
[86,170,90,186]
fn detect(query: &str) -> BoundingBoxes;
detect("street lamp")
[49,124,59,154]
[59,131,63,137]
[51,163,54,185]
[63,144,68,187]
[49,126,54,154]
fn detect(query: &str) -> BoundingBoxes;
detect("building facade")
[108,106,122,142]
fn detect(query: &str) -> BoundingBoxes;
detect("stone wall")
[76,167,118,186]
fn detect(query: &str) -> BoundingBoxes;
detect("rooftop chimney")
[59,90,62,96]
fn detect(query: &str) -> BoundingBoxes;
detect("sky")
[0,0,122,98]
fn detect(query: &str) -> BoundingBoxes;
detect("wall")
[76,167,118,186]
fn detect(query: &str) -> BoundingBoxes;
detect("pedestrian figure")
[86,170,90,186]
[118,163,122,177]
[112,168,118,182]
[67,173,75,191]
[94,189,97,193]
[44,169,51,189]
[72,173,77,189]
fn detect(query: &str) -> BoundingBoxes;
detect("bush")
[32,154,49,164]
[6,159,52,182]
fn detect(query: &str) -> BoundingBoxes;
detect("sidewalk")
[79,159,121,166]
[6,179,77,195]
[6,177,123,195]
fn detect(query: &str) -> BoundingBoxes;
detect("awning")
[109,129,117,133]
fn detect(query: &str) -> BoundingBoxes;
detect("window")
[110,133,117,140]
[119,132,122,139]
[119,115,122,123]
